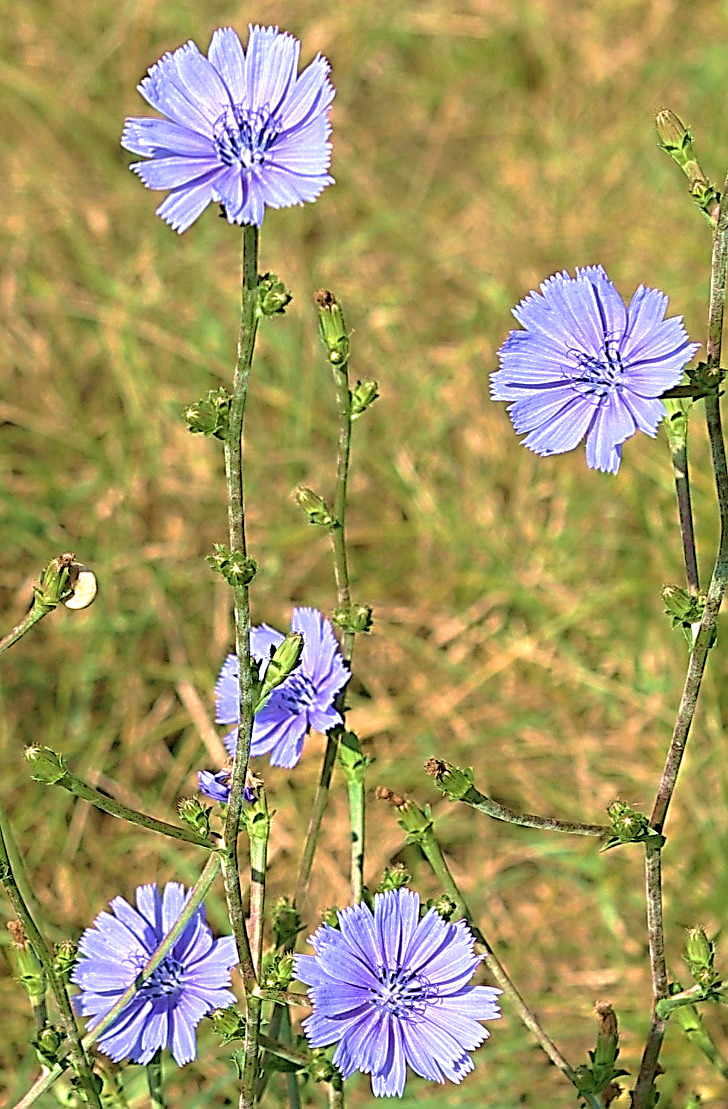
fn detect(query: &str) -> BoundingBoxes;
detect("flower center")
[278,671,317,711]
[371,965,437,1021]
[133,953,185,1001]
[213,104,281,169]
[567,340,626,400]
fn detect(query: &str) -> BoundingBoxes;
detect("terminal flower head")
[72,882,237,1065]
[295,888,502,1097]
[491,266,699,473]
[122,25,335,232]
[216,606,349,769]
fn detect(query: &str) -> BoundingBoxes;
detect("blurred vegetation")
[3,0,728,1105]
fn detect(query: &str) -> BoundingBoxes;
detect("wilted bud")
[259,633,304,701]
[257,272,292,317]
[684,926,719,989]
[178,797,211,838]
[332,602,373,634]
[210,1006,246,1044]
[25,746,67,785]
[7,922,45,1004]
[424,758,474,801]
[655,109,720,219]
[295,486,337,527]
[184,388,231,440]
[351,379,379,419]
[206,544,257,587]
[272,896,302,949]
[314,289,349,366]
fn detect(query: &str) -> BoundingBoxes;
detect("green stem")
[294,734,338,906]
[146,1050,165,1109]
[0,606,48,655]
[49,767,217,849]
[671,438,700,594]
[327,1075,344,1108]
[0,808,101,1109]
[633,168,728,1109]
[240,992,263,1109]
[248,790,271,977]
[656,980,728,1019]
[221,223,259,989]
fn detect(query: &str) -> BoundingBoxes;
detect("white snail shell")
[63,566,98,610]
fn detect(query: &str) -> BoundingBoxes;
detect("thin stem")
[671,438,699,594]
[327,1075,344,1108]
[47,766,217,849]
[146,1051,165,1109]
[221,223,259,988]
[294,734,338,906]
[330,355,354,661]
[633,169,728,1109]
[248,790,270,977]
[0,607,47,655]
[0,809,101,1109]
[416,817,593,1097]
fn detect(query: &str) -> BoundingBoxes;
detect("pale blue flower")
[122,25,334,232]
[295,888,501,1097]
[491,266,699,473]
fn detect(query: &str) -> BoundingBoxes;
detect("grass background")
[2,0,728,1105]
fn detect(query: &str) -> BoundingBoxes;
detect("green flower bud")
[210,1006,246,1044]
[314,289,349,366]
[53,939,77,982]
[351,379,379,419]
[25,746,67,785]
[295,486,337,527]
[655,109,720,219]
[259,633,304,703]
[257,272,293,317]
[321,905,341,929]
[178,797,212,838]
[272,897,302,949]
[206,544,257,587]
[332,602,373,634]
[260,950,295,990]
[687,360,725,392]
[184,388,231,440]
[33,1024,63,1067]
[307,1048,338,1084]
[684,926,719,989]
[377,866,411,893]
[396,799,434,844]
[338,732,369,783]
[428,895,457,922]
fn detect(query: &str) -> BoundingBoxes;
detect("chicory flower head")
[216,606,349,769]
[295,888,502,1097]
[197,767,256,806]
[122,25,335,232]
[491,265,699,473]
[72,882,237,1065]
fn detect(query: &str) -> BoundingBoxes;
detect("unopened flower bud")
[258,272,292,317]
[661,585,704,628]
[34,552,77,613]
[206,544,257,586]
[351,379,379,419]
[53,940,77,981]
[606,800,649,841]
[314,289,349,366]
[184,388,231,440]
[178,797,211,838]
[655,109,694,162]
[260,950,295,990]
[295,486,337,527]
[259,633,304,702]
[332,602,373,634]
[684,926,719,989]
[210,1006,246,1043]
[25,746,67,785]
[272,897,302,949]
[425,758,475,801]
[33,1024,62,1067]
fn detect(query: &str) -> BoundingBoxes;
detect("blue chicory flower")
[216,606,349,769]
[490,265,699,473]
[72,882,237,1065]
[197,768,256,806]
[295,888,502,1097]
[121,25,335,233]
